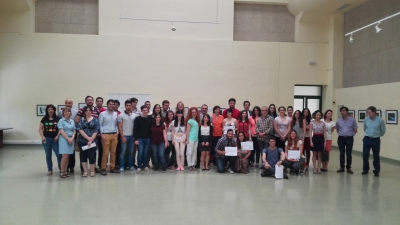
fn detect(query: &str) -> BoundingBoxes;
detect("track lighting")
[375,22,382,33]
[171,22,176,31]
[349,34,354,44]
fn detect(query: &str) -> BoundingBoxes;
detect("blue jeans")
[42,137,61,171]
[137,138,150,169]
[151,143,166,170]
[362,137,381,173]
[215,156,236,173]
[120,136,134,168]
[337,136,354,169]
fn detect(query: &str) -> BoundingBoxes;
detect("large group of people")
[39,96,386,180]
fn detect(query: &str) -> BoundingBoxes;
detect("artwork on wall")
[184,107,189,117]
[376,110,381,118]
[78,103,86,109]
[58,105,65,115]
[348,110,355,119]
[385,110,398,125]
[37,105,47,116]
[358,110,366,122]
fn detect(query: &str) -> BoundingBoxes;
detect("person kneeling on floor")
[260,138,288,179]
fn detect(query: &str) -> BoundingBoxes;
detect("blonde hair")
[62,107,72,117]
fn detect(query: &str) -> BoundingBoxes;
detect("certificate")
[275,165,284,179]
[241,142,253,150]
[288,150,300,160]
[81,143,97,151]
[225,147,237,156]
[223,126,235,134]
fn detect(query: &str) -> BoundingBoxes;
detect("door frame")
[294,96,322,111]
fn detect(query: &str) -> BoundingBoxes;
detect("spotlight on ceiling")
[375,22,382,33]
[171,22,176,31]
[349,33,355,43]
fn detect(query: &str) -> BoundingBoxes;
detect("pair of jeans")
[151,143,166,170]
[165,141,176,167]
[78,142,96,164]
[115,136,122,167]
[362,137,381,173]
[97,137,103,168]
[101,134,118,170]
[282,158,305,170]
[137,138,150,169]
[120,136,134,169]
[216,156,236,173]
[211,136,222,165]
[337,136,354,169]
[42,137,61,171]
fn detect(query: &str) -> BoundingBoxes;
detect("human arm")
[262,152,270,169]
[310,122,314,147]
[214,138,226,156]
[39,122,46,143]
[380,119,386,136]
[185,122,191,145]
[302,120,306,142]
[276,150,285,166]
[323,124,327,147]
[118,121,126,144]
[163,127,168,148]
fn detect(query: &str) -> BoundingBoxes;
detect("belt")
[313,133,323,136]
[339,136,353,138]
[365,136,379,139]
[103,132,117,134]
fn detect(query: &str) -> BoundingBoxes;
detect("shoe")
[254,163,259,168]
[162,169,166,173]
[110,169,120,173]
[136,168,141,174]
[101,170,107,176]
[60,172,67,178]
[69,168,75,174]
[125,167,130,170]
[95,168,101,173]
[361,171,368,175]
[299,170,305,175]
[145,167,152,172]
[115,166,120,170]
[284,174,289,180]
[129,167,136,171]
[374,173,379,177]
[228,168,234,174]
[337,168,345,173]
[176,167,180,171]
[347,169,354,174]
[90,172,95,177]
[180,167,184,171]
[321,169,327,172]
[206,168,210,171]
[119,168,124,172]
[47,171,52,176]
[82,172,88,177]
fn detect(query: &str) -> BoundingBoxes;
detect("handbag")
[321,148,329,162]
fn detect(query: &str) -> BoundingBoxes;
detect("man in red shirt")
[95,97,106,113]
[222,98,241,120]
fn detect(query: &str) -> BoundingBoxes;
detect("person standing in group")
[268,104,278,137]
[362,106,386,177]
[243,100,252,117]
[113,100,122,169]
[117,99,137,172]
[145,101,152,115]
[249,106,261,167]
[161,100,170,118]
[287,106,293,118]
[291,110,305,142]
[255,106,274,168]
[185,107,200,171]
[134,105,153,173]
[215,129,237,173]
[223,109,238,134]
[336,106,358,174]
[172,110,186,171]
[130,97,141,116]
[302,108,312,173]
[57,107,76,178]
[211,106,224,167]
[164,110,176,169]
[39,104,61,175]
[99,99,119,175]
[147,104,162,167]
[94,97,105,172]
[310,110,326,174]
[234,132,251,174]
[76,106,100,177]
[274,106,291,150]
[175,101,185,115]
[282,130,305,175]
[95,97,106,113]
[222,98,241,120]
[199,114,213,170]
[152,104,161,116]
[150,114,168,172]
[322,109,335,172]
[238,110,251,141]
[197,104,212,168]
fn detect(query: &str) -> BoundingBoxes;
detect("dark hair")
[227,129,234,133]
[287,106,293,110]
[125,99,132,106]
[96,97,103,102]
[367,106,377,113]
[324,109,333,121]
[302,108,311,125]
[278,106,286,112]
[162,100,170,105]
[152,104,161,115]
[239,110,249,122]
[313,110,323,120]
[228,98,236,103]
[340,106,349,112]
[201,114,211,126]
[145,101,150,104]
[85,96,93,102]
[114,100,120,106]
[130,97,138,103]
[243,100,250,106]
[106,99,115,105]
[140,105,148,110]
[291,110,303,128]
[153,113,163,126]
[252,106,261,119]
[165,110,174,127]
[82,106,93,113]
[44,104,57,119]
[174,110,185,127]
[268,138,276,142]
[226,109,233,115]
[237,132,247,148]
[213,105,220,113]
[268,104,277,118]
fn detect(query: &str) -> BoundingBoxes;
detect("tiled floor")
[0,145,399,225]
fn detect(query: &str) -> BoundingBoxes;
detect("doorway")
[293,85,322,114]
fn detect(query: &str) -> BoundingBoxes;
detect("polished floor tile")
[0,146,399,225]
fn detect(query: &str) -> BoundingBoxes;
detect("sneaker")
[228,168,234,174]
[299,170,305,175]
[95,168,101,173]
[119,168,124,172]
[110,169,120,174]
[136,168,141,174]
[129,167,136,171]
[100,170,107,176]
[284,174,289,179]
[145,167,152,172]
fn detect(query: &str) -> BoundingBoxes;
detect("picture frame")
[385,110,398,125]
[184,107,189,116]
[358,110,366,122]
[58,105,65,114]
[376,110,381,118]
[37,105,47,116]
[348,110,355,119]
[78,103,86,109]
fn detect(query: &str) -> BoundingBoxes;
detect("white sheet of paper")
[241,142,253,150]
[225,147,237,156]
[81,143,97,151]
[288,150,300,160]
[223,126,235,134]
[275,164,284,179]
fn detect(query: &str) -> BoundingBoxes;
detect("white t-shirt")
[172,120,186,142]
[201,126,210,136]
[285,140,303,148]
[324,120,336,140]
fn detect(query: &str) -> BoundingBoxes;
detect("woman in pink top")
[249,106,261,167]
[274,106,291,150]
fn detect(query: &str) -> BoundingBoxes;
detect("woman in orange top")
[249,106,261,167]
[211,105,224,167]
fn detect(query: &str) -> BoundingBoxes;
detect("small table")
[0,128,12,148]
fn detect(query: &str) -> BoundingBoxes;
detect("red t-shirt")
[150,124,165,145]
[222,108,241,120]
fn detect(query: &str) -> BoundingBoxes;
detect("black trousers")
[337,136,354,169]
[97,137,103,168]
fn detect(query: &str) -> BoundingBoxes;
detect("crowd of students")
[39,96,385,179]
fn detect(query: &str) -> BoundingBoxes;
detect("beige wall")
[0,33,328,143]
[335,82,400,160]
[0,0,35,34]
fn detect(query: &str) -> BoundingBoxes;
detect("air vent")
[336,4,351,11]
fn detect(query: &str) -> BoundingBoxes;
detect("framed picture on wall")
[78,103,86,109]
[348,110,355,119]
[376,110,381,118]
[37,105,47,116]
[385,110,398,125]
[358,110,366,122]
[220,108,226,115]
[58,105,65,114]
[184,107,189,117]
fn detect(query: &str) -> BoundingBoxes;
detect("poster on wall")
[358,110,366,122]
[385,110,398,125]
[37,105,47,116]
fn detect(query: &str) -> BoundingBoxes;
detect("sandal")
[90,172,95,177]
[82,172,88,177]
[60,172,67,178]
[65,172,70,177]
[205,167,210,171]
[313,170,317,174]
